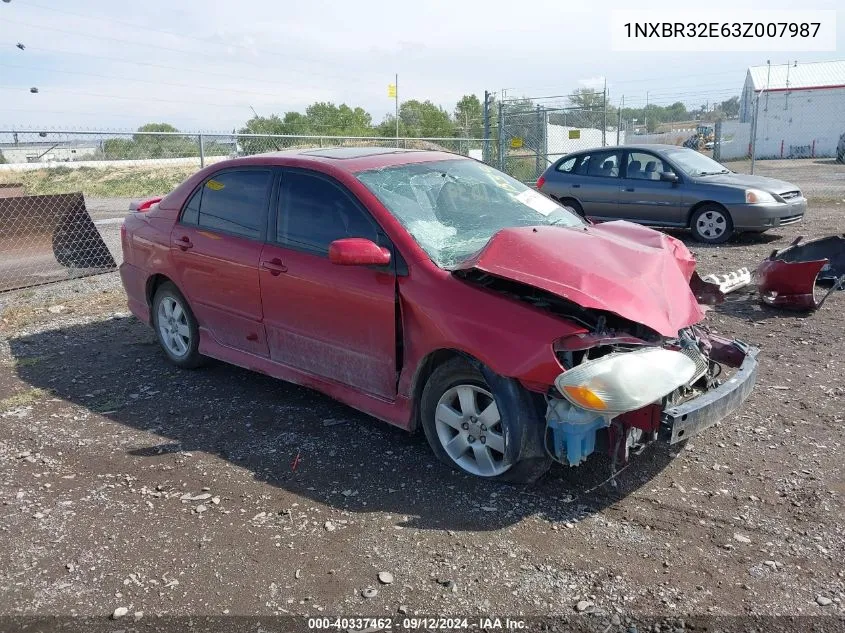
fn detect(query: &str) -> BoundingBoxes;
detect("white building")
[735,60,845,159]
[0,141,99,164]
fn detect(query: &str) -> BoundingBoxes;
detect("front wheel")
[690,205,734,244]
[420,358,551,483]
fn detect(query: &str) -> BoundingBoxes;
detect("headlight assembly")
[745,189,776,204]
[554,348,697,414]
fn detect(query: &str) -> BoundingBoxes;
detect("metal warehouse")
[735,60,845,159]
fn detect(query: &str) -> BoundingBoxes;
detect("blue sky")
[0,0,842,131]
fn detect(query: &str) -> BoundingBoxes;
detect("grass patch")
[0,387,48,411]
[0,164,199,198]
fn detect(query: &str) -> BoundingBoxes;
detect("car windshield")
[666,148,731,176]
[356,159,584,268]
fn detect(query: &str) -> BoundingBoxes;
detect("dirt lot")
[1,203,844,631]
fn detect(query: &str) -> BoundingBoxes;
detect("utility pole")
[644,91,649,133]
[483,90,490,163]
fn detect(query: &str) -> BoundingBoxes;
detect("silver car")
[537,145,806,243]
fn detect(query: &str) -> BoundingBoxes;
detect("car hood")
[452,221,705,337]
[696,172,799,194]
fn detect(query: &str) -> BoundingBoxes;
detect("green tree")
[453,94,484,138]
[305,102,373,136]
[0,150,6,164]
[399,100,454,137]
[718,96,740,119]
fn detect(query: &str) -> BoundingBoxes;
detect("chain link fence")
[0,130,486,292]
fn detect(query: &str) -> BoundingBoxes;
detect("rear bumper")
[119,262,150,325]
[729,199,806,230]
[661,343,759,444]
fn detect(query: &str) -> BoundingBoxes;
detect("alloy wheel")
[434,384,510,477]
[157,295,191,358]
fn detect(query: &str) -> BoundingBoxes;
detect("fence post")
[535,105,542,179]
[750,90,761,174]
[483,90,490,164]
[713,119,722,161]
[498,101,505,171]
[602,80,607,147]
[198,134,205,168]
[616,95,623,146]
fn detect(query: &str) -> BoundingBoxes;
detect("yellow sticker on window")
[206,179,224,191]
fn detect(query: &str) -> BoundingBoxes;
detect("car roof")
[213,147,466,173]
[563,144,689,157]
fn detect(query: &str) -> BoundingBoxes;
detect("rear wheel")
[420,357,551,483]
[690,204,734,244]
[559,197,585,218]
[152,282,204,369]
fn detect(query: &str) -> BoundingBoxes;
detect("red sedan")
[120,147,758,483]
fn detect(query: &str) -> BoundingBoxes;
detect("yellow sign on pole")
[568,129,581,139]
[510,137,523,149]
[388,84,397,98]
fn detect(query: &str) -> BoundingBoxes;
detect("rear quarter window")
[556,157,576,173]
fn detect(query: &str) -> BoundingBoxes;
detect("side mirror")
[328,238,391,266]
[660,172,679,183]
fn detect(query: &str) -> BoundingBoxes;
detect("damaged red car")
[119,148,759,483]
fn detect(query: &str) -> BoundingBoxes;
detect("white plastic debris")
[702,267,751,294]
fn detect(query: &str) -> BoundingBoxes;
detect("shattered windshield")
[356,159,584,268]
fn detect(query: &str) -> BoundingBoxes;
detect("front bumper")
[728,199,806,230]
[661,344,759,444]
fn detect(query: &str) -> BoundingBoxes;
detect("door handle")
[572,184,581,188]
[172,236,193,250]
[261,258,287,276]
[624,187,635,192]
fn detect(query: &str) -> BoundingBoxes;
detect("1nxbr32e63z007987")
[119,147,758,483]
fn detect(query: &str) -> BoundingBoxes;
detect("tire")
[690,204,734,244]
[151,282,204,369]
[559,198,585,218]
[420,357,551,484]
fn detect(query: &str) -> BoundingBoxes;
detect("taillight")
[536,175,546,189]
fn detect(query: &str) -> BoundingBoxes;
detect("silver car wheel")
[696,209,727,239]
[434,384,510,477]
[157,295,191,358]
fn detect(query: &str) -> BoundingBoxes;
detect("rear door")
[616,150,683,225]
[170,168,273,357]
[573,150,622,219]
[258,169,398,399]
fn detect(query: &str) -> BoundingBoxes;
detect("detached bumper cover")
[662,345,759,444]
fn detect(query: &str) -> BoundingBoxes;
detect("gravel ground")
[0,202,844,632]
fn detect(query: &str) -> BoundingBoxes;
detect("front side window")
[356,159,584,268]
[278,172,378,252]
[183,170,272,239]
[626,151,672,180]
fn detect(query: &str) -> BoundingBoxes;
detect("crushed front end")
[545,326,759,470]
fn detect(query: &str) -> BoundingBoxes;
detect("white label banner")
[611,10,837,51]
